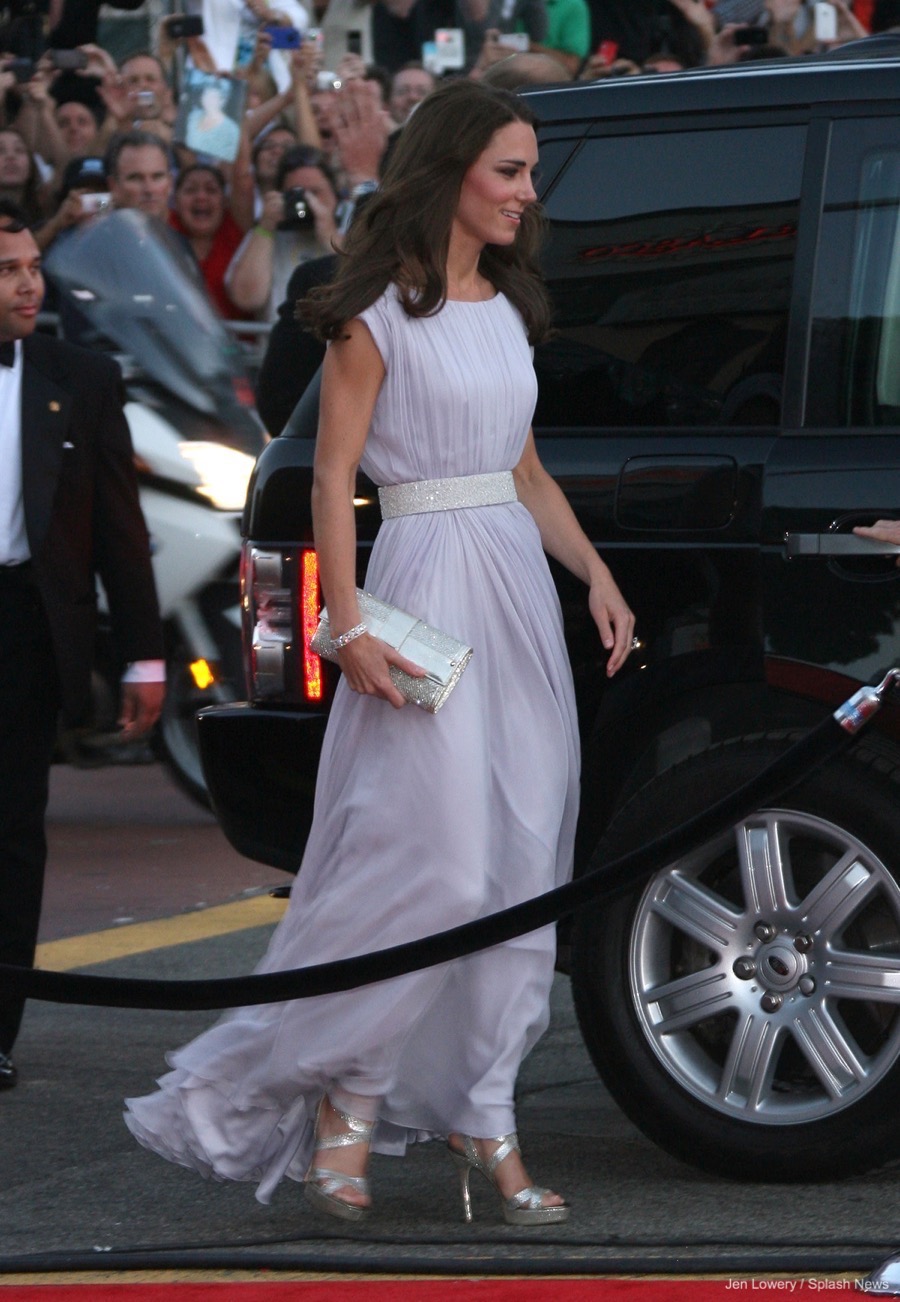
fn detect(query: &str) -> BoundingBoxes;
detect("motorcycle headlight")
[178,441,256,511]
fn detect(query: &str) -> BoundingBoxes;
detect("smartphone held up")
[165,15,205,40]
[264,25,303,49]
[813,1,838,42]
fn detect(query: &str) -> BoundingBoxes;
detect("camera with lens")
[279,186,315,230]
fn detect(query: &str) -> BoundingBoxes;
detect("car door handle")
[784,532,900,558]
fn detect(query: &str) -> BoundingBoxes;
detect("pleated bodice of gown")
[124,286,580,1205]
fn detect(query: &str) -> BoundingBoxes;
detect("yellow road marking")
[34,895,286,972]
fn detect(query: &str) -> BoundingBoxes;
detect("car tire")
[571,733,900,1181]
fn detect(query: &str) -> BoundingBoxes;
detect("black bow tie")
[0,341,15,368]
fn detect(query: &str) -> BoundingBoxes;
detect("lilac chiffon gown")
[124,286,580,1204]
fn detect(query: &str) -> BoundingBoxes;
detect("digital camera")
[280,186,314,230]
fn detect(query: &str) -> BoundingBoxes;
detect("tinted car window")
[535,125,806,431]
[808,119,900,428]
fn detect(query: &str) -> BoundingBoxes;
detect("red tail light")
[241,544,328,706]
[300,549,323,702]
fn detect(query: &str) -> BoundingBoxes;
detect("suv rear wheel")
[571,735,900,1180]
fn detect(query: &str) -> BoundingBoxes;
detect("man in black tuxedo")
[0,202,164,1089]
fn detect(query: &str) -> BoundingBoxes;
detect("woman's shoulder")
[356,282,402,326]
[354,284,405,363]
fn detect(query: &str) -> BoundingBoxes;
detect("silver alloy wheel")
[629,807,900,1124]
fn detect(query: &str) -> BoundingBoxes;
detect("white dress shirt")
[0,340,29,566]
[0,338,164,683]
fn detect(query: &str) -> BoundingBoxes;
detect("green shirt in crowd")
[544,0,591,58]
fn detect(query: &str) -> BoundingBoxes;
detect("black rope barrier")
[0,701,881,1012]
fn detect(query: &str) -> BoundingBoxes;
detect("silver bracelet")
[329,621,367,652]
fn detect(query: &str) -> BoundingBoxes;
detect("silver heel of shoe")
[447,1132,570,1227]
[305,1096,374,1222]
[449,1145,474,1223]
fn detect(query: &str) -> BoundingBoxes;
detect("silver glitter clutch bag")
[310,589,473,714]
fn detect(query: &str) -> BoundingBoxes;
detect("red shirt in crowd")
[169,209,245,320]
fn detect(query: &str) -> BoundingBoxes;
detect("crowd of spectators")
[0,0,890,387]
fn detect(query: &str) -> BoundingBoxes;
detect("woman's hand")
[336,633,426,709]
[589,571,635,677]
[258,187,284,232]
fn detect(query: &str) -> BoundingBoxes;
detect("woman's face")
[55,102,98,155]
[254,129,295,188]
[175,170,225,237]
[452,120,538,252]
[201,84,223,113]
[0,132,31,189]
[310,90,338,145]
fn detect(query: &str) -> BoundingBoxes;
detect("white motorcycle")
[45,209,267,804]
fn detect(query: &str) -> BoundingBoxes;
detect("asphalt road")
[3,759,900,1279]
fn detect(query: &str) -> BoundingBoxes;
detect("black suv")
[199,54,900,1183]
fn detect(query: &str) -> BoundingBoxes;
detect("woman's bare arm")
[514,429,635,675]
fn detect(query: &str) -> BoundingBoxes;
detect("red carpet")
[0,1280,865,1300]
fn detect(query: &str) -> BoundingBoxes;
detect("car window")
[808,119,900,428]
[534,125,806,431]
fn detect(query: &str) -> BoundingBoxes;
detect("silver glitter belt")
[378,471,517,520]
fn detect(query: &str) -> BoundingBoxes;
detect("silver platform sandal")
[448,1133,570,1226]
[305,1098,374,1223]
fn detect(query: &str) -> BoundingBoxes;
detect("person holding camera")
[225,141,340,319]
[33,152,108,251]
[79,49,177,149]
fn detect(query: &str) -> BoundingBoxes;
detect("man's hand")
[118,681,165,738]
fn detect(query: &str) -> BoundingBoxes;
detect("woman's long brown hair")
[301,79,552,345]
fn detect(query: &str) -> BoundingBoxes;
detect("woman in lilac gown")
[125,79,635,1224]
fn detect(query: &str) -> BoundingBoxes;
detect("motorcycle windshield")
[44,209,262,450]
